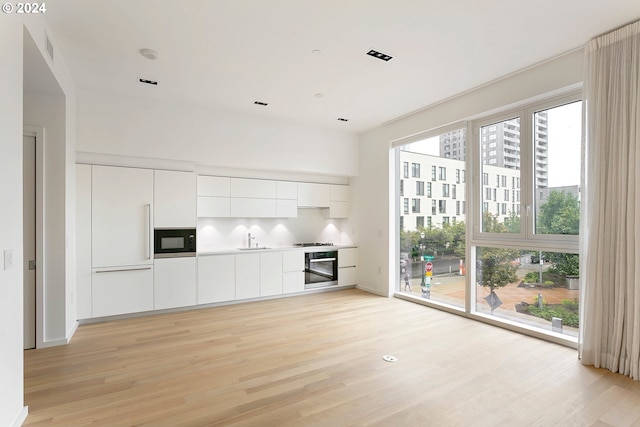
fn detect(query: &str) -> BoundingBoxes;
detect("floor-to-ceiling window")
[471,94,581,339]
[396,91,582,342]
[397,125,467,310]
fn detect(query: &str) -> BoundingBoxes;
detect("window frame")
[470,91,581,251]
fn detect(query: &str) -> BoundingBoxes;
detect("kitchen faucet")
[248,232,255,248]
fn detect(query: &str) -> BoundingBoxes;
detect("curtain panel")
[580,20,640,380]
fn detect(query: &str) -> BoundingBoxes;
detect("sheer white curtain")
[580,20,640,380]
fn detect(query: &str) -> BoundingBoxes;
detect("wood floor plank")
[23,289,640,426]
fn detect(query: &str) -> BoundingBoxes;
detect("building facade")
[400,150,520,231]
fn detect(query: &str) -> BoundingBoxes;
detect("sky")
[402,100,582,188]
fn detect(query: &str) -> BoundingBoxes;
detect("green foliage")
[526,299,580,328]
[400,221,467,260]
[483,211,520,234]
[477,247,519,292]
[537,191,580,235]
[545,253,580,277]
[523,270,565,286]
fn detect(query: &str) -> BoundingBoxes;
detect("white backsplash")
[197,208,353,252]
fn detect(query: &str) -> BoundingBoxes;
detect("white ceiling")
[43,0,640,134]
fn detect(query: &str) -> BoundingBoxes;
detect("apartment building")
[399,149,520,231]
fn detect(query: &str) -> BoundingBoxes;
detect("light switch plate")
[4,249,13,270]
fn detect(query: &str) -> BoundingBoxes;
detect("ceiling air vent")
[366,49,393,62]
[45,32,54,62]
[337,118,349,122]
[254,101,268,106]
[139,78,158,85]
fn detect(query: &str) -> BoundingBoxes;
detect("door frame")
[24,125,45,349]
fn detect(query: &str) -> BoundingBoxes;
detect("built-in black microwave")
[154,228,196,258]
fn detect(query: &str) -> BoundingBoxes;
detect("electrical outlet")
[4,249,13,270]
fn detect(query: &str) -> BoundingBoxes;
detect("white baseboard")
[11,406,28,427]
[38,321,79,348]
[356,284,391,297]
[66,321,79,343]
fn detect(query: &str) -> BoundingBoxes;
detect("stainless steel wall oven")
[304,250,338,289]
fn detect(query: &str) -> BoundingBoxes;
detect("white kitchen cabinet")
[282,250,304,294]
[198,175,230,197]
[277,181,297,200]
[326,184,349,218]
[230,178,277,199]
[338,266,357,287]
[92,266,154,317]
[328,201,349,218]
[276,199,298,218]
[154,257,197,310]
[92,165,154,268]
[338,248,357,268]
[76,164,92,319]
[330,185,349,202]
[154,170,196,228]
[260,252,283,297]
[338,247,358,287]
[297,183,330,207]
[276,181,298,218]
[236,253,260,300]
[198,254,235,304]
[230,197,277,217]
[198,196,231,217]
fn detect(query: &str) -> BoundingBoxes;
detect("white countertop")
[198,245,357,256]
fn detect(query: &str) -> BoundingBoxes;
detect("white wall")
[0,14,27,427]
[23,17,77,346]
[354,50,584,297]
[76,89,359,177]
[24,91,68,343]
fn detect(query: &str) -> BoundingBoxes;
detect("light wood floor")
[24,289,640,426]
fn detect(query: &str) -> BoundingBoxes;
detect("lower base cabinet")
[282,250,304,293]
[92,266,154,317]
[338,266,357,286]
[236,253,260,300]
[198,254,235,304]
[260,251,283,296]
[154,257,197,310]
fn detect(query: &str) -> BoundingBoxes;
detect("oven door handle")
[309,258,336,262]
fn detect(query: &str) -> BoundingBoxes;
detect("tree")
[537,190,580,235]
[537,191,580,276]
[477,248,518,294]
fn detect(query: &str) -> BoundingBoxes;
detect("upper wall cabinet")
[230,178,277,199]
[155,170,196,228]
[328,184,349,218]
[297,183,331,208]
[198,175,231,217]
[197,176,299,218]
[198,176,230,197]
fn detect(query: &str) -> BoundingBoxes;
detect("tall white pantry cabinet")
[79,165,155,318]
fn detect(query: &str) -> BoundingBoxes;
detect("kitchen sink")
[237,247,271,251]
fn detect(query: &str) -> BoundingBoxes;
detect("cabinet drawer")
[92,267,154,317]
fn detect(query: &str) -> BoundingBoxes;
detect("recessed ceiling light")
[254,101,268,106]
[139,48,158,60]
[366,49,393,62]
[139,78,158,85]
[314,93,324,98]
[312,49,322,55]
[337,118,349,122]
